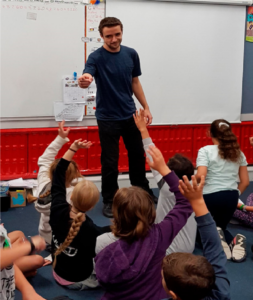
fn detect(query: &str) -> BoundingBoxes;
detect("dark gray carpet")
[1,186,253,300]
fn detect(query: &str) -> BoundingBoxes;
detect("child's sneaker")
[217,227,231,260]
[231,234,247,263]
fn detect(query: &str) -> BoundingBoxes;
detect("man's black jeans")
[97,117,153,204]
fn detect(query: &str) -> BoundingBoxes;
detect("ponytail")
[53,212,84,269]
[210,119,241,163]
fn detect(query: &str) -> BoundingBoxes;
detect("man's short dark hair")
[99,17,123,35]
[163,253,215,300]
[167,154,194,180]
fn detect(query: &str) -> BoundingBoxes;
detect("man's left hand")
[143,108,153,126]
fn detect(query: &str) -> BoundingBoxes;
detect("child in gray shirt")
[135,109,197,255]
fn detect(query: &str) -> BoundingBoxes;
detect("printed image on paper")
[63,76,87,103]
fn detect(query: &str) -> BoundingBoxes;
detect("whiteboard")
[107,0,246,124]
[1,3,85,119]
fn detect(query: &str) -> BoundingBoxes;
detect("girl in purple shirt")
[95,146,193,300]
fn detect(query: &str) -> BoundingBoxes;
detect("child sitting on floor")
[134,108,197,254]
[35,121,83,246]
[195,119,249,262]
[233,136,253,228]
[0,225,46,300]
[50,138,110,290]
[7,229,45,277]
[161,175,230,300]
[95,145,193,300]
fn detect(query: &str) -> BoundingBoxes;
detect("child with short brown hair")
[162,175,230,300]
[134,108,197,255]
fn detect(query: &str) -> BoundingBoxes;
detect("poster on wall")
[246,7,253,42]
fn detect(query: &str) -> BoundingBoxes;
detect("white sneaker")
[231,234,247,263]
[217,227,231,260]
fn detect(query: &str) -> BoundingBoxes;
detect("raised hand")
[78,73,93,89]
[146,145,170,176]
[179,175,205,203]
[30,236,46,252]
[178,175,208,217]
[144,108,153,126]
[249,136,253,147]
[70,139,93,151]
[133,109,147,132]
[58,120,70,139]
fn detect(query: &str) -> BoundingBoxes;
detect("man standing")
[78,17,156,217]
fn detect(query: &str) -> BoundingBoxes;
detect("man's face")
[101,25,122,51]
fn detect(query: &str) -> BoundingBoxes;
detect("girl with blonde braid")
[50,138,111,290]
[35,121,83,247]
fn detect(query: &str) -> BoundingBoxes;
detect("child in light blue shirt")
[197,145,247,195]
[196,119,249,263]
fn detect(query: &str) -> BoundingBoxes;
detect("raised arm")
[179,176,230,300]
[37,121,70,193]
[146,146,193,251]
[133,109,163,184]
[51,139,92,209]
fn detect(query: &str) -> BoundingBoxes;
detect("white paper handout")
[54,102,84,121]
[0,178,38,189]
[63,76,87,103]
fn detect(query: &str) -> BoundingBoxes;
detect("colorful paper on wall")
[246,7,253,43]
[90,0,104,4]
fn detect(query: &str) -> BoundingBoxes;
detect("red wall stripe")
[1,123,253,180]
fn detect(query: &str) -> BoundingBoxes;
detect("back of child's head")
[112,186,156,243]
[49,159,82,187]
[53,180,99,268]
[71,180,99,213]
[167,154,194,180]
[210,119,241,163]
[162,253,215,300]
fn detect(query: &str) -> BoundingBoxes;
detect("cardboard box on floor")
[10,189,26,208]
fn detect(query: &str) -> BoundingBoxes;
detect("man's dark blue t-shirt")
[83,45,141,121]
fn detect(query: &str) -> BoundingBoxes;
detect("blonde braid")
[53,212,84,269]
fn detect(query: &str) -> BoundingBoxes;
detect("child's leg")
[203,190,238,245]
[246,193,253,206]
[8,230,25,245]
[8,230,45,276]
[15,255,44,276]
[233,193,253,228]
[233,209,253,228]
